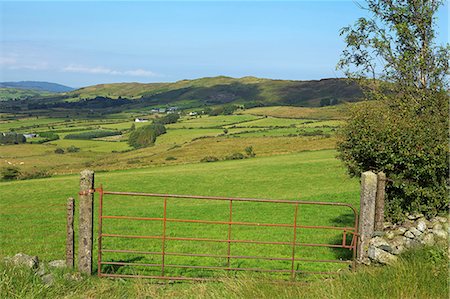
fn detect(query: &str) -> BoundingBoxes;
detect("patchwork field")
[0,107,345,174]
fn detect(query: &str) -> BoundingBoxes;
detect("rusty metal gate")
[96,186,359,281]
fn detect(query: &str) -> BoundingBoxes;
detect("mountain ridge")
[68,76,363,107]
[0,81,74,93]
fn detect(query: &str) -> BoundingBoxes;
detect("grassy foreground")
[1,246,447,298]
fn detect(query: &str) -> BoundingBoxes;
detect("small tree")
[1,167,20,180]
[337,0,449,221]
[245,146,256,157]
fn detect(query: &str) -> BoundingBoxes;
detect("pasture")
[0,150,359,279]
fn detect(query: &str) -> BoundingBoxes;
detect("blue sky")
[0,1,448,87]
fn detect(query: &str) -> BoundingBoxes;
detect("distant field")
[240,105,349,120]
[230,117,314,128]
[0,117,66,131]
[47,139,131,153]
[155,128,224,145]
[167,115,260,129]
[0,112,342,174]
[0,150,359,279]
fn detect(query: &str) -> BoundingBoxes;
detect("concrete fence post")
[66,197,75,268]
[374,172,386,231]
[357,171,377,263]
[78,170,94,274]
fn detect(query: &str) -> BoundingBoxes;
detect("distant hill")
[69,76,363,107]
[0,88,55,101]
[0,81,74,93]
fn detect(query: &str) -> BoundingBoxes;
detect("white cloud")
[62,64,158,77]
[0,55,48,70]
[124,69,157,77]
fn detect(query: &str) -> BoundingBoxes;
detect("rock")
[420,233,435,246]
[409,227,422,237]
[64,272,83,282]
[372,231,385,237]
[394,227,407,235]
[383,222,393,229]
[432,229,448,240]
[405,238,420,249]
[433,223,443,231]
[379,244,394,253]
[415,219,428,232]
[10,253,39,269]
[389,236,407,255]
[402,220,414,229]
[385,231,395,240]
[435,216,447,223]
[407,214,417,220]
[369,236,389,248]
[48,260,66,269]
[36,264,47,276]
[404,231,415,239]
[42,273,55,286]
[368,247,398,265]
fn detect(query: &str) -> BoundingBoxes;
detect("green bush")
[128,124,166,149]
[64,130,121,140]
[200,156,219,163]
[165,156,177,161]
[245,146,256,157]
[337,91,449,221]
[225,152,245,160]
[0,132,26,144]
[154,113,180,125]
[1,167,20,180]
[66,145,80,153]
[54,148,65,154]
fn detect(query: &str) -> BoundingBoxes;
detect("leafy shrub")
[39,131,59,140]
[245,146,256,157]
[209,105,238,116]
[165,156,177,161]
[128,124,166,149]
[155,113,180,125]
[54,148,65,154]
[0,132,26,144]
[200,156,219,163]
[337,91,449,221]
[1,167,20,180]
[19,170,51,180]
[66,145,80,153]
[64,130,121,140]
[225,152,245,160]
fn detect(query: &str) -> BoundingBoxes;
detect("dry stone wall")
[367,214,449,265]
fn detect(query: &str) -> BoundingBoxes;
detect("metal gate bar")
[96,187,358,281]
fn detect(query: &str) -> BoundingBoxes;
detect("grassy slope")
[0,88,54,101]
[240,105,350,119]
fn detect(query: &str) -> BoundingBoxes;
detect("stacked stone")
[3,253,82,285]
[368,215,448,265]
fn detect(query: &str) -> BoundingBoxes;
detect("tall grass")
[1,246,447,298]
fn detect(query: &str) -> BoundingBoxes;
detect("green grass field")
[167,115,260,129]
[0,150,359,280]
